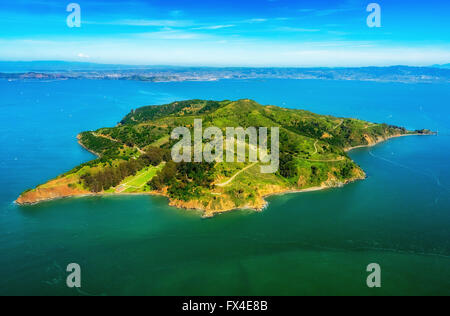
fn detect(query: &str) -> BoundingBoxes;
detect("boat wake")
[368,150,450,192]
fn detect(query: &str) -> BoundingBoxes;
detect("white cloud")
[1,38,450,67]
[243,18,268,23]
[193,25,235,30]
[277,27,321,33]
[77,53,90,58]
[298,5,357,17]
[85,19,193,28]
[136,30,205,40]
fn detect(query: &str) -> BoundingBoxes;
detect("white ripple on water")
[368,150,450,192]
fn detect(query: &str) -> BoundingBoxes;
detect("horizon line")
[0,60,449,69]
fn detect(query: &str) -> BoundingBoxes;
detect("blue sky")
[0,0,449,66]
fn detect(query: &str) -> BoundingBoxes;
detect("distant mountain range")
[1,61,450,83]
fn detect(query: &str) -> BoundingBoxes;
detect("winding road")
[306,119,345,162]
[92,132,145,154]
[216,163,258,187]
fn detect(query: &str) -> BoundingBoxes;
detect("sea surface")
[0,79,449,295]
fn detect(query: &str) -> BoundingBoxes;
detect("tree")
[279,152,297,178]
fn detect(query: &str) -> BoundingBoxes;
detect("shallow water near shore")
[0,79,449,295]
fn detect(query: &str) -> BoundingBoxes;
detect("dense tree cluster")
[142,147,171,166]
[197,101,223,114]
[98,125,170,149]
[81,147,171,193]
[79,132,122,158]
[340,161,355,178]
[176,162,215,187]
[148,161,215,201]
[293,121,324,140]
[277,130,300,179]
[279,152,298,179]
[81,159,145,193]
[147,161,177,191]
[120,100,208,125]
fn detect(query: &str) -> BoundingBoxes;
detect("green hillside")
[18,99,431,216]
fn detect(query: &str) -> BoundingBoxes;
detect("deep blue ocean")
[0,79,449,295]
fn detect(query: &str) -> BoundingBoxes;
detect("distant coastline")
[2,64,450,84]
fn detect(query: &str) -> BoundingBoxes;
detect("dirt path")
[216,163,258,187]
[307,157,345,163]
[307,120,345,162]
[312,140,319,155]
[92,132,145,154]
[333,119,344,130]
[92,132,120,143]
[307,142,345,162]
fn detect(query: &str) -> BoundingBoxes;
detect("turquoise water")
[0,79,449,295]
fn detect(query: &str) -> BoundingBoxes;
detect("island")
[16,99,435,217]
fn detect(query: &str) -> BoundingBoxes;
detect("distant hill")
[1,61,450,83]
[16,99,434,217]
